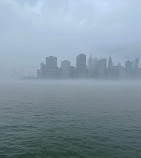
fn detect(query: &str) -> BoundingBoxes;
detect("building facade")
[61,60,71,79]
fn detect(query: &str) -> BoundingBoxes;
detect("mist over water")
[1,0,141,157]
[0,80,141,158]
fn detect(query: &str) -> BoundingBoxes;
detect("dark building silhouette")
[88,56,93,71]
[108,56,113,69]
[135,58,139,70]
[40,62,46,78]
[132,58,140,78]
[88,56,94,78]
[76,54,87,78]
[117,64,125,79]
[111,64,125,79]
[125,60,132,78]
[36,54,141,80]
[107,56,113,78]
[61,60,71,79]
[97,58,107,79]
[70,66,76,78]
[46,56,58,79]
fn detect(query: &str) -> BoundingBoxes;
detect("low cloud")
[0,0,141,77]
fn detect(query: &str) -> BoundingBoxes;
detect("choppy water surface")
[0,80,141,158]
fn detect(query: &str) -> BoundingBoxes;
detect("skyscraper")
[40,62,46,78]
[132,58,140,78]
[111,64,125,79]
[93,58,98,70]
[108,56,113,69]
[107,56,113,78]
[88,56,94,77]
[88,56,93,71]
[135,58,139,70]
[97,58,107,78]
[61,60,71,79]
[76,54,87,78]
[70,66,76,78]
[125,60,132,78]
[46,56,58,79]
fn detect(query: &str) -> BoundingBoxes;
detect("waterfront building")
[132,58,140,78]
[40,62,46,78]
[125,60,132,78]
[70,66,76,78]
[88,56,94,78]
[107,56,115,78]
[61,60,71,79]
[46,56,58,79]
[76,54,87,78]
[97,58,107,78]
[36,54,141,80]
[108,56,113,69]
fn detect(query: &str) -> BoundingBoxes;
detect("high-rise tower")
[61,60,71,79]
[108,56,113,69]
[76,54,87,78]
[46,56,58,79]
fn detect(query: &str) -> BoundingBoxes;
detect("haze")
[0,0,141,78]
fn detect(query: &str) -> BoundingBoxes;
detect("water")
[0,80,141,158]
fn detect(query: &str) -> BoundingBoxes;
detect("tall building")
[70,66,76,78]
[125,60,132,78]
[135,58,139,70]
[132,58,140,78]
[88,56,98,78]
[117,63,125,79]
[107,56,114,78]
[93,57,98,70]
[88,56,93,71]
[97,58,107,78]
[111,64,125,79]
[40,62,46,78]
[88,56,94,77]
[61,60,71,79]
[46,56,58,79]
[76,54,87,78]
[108,56,113,69]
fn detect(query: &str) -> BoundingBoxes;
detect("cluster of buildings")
[37,54,141,79]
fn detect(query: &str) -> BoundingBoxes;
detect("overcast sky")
[0,0,141,77]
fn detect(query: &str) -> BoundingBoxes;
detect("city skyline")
[36,54,141,80]
[1,0,141,78]
[1,1,141,158]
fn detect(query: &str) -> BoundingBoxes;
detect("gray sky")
[0,0,141,77]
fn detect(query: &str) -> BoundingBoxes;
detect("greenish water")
[0,80,141,158]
